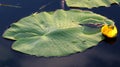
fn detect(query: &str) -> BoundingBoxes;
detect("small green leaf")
[3,9,114,57]
[66,0,120,8]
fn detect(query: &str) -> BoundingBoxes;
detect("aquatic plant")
[3,0,119,57]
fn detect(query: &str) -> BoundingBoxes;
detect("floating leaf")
[66,0,120,8]
[3,9,114,57]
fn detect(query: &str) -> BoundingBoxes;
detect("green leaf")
[3,9,114,57]
[66,0,120,8]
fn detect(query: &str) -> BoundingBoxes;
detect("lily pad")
[66,0,120,8]
[3,9,114,57]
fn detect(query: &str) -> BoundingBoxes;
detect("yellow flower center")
[101,24,117,38]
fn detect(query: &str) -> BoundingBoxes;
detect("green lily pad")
[66,0,120,8]
[3,9,114,57]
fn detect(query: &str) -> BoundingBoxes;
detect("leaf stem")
[0,3,21,8]
[61,0,65,9]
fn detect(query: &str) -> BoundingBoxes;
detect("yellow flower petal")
[101,24,117,38]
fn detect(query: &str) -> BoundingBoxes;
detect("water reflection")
[103,36,117,44]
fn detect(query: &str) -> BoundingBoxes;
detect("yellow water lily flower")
[101,24,117,38]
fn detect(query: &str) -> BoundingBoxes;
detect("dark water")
[0,0,120,67]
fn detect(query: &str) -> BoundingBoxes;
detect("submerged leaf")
[66,0,120,8]
[3,9,114,57]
